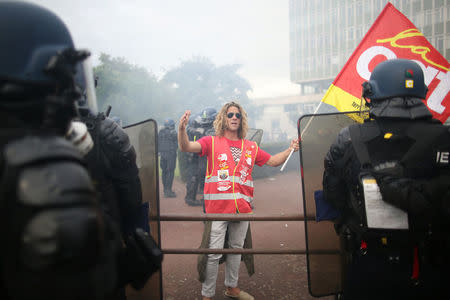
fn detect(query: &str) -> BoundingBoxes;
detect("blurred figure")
[323,59,450,300]
[0,2,115,299]
[178,102,299,300]
[77,89,162,298]
[111,115,123,127]
[158,118,178,198]
[107,113,151,234]
[184,107,217,206]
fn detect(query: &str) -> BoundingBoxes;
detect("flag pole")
[280,101,323,172]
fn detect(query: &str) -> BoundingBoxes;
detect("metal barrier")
[154,213,339,255]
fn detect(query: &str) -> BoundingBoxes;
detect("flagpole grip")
[280,148,295,172]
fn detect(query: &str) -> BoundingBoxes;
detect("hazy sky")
[30,0,299,99]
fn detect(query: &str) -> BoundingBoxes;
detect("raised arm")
[265,138,300,167]
[178,110,202,153]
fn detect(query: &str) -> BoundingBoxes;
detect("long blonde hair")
[213,101,248,139]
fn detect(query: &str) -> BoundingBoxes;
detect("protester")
[178,101,299,300]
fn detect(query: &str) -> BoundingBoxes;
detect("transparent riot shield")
[124,119,162,300]
[246,128,264,145]
[298,112,360,297]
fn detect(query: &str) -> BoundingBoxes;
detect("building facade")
[289,0,450,95]
[252,94,323,142]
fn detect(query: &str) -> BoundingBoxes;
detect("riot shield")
[124,119,162,300]
[298,112,360,297]
[245,128,263,145]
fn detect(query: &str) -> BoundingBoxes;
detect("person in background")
[185,108,217,207]
[158,118,178,198]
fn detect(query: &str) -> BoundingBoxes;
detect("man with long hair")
[178,101,299,300]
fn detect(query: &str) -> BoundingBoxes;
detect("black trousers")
[185,155,206,200]
[160,151,176,192]
[343,251,450,300]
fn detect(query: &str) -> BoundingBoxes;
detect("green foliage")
[94,53,170,125]
[160,56,254,120]
[94,54,255,127]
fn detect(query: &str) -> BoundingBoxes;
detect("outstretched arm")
[265,138,300,167]
[178,110,202,153]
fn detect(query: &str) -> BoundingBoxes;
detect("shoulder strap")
[348,124,372,169]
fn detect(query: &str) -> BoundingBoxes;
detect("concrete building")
[254,0,449,140]
[252,94,322,142]
[289,0,449,95]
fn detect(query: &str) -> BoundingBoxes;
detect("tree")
[93,54,255,126]
[94,53,170,125]
[160,56,254,118]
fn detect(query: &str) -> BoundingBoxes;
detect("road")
[128,170,336,299]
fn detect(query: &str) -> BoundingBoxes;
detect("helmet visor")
[80,57,98,114]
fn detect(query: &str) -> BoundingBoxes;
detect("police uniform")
[323,59,450,300]
[0,2,116,299]
[185,108,217,207]
[158,119,178,198]
[82,113,143,236]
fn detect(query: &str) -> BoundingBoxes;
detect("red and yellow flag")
[321,3,449,124]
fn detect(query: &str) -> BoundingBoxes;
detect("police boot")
[185,197,202,206]
[165,190,176,198]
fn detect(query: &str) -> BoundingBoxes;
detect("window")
[424,10,433,26]
[434,36,444,53]
[356,1,363,17]
[284,103,298,113]
[411,13,423,27]
[304,103,316,114]
[412,0,421,14]
[434,7,444,22]
[435,0,444,8]
[401,0,410,12]
[356,26,363,42]
[271,119,280,130]
[348,5,354,25]
[331,9,338,26]
[348,27,354,41]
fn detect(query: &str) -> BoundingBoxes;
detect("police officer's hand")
[289,138,300,152]
[179,110,190,131]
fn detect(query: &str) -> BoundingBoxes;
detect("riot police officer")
[323,59,450,300]
[184,108,217,206]
[0,2,115,299]
[77,93,161,298]
[158,119,178,198]
[111,115,124,127]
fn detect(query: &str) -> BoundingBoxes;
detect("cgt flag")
[321,2,449,124]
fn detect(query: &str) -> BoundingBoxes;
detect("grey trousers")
[201,221,249,298]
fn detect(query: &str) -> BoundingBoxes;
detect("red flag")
[321,3,449,123]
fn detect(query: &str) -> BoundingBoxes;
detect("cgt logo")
[436,151,449,164]
[356,29,449,115]
[357,46,449,114]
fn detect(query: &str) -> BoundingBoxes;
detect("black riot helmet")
[197,107,217,127]
[164,118,175,129]
[74,62,98,117]
[362,59,432,119]
[362,59,428,102]
[0,1,94,132]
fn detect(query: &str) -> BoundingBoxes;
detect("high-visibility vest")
[204,136,259,213]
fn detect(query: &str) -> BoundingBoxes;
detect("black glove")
[118,228,163,290]
[371,170,432,217]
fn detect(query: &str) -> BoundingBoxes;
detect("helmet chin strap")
[358,96,371,121]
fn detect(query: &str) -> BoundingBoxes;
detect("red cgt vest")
[204,136,259,213]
